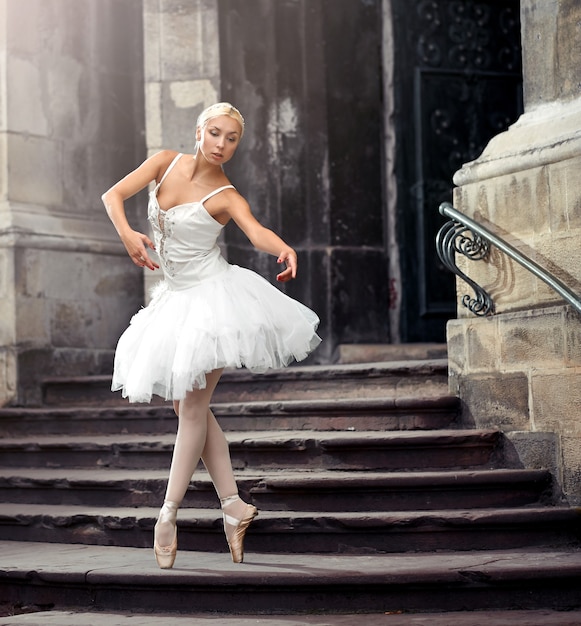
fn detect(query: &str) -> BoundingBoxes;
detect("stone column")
[0,0,145,406]
[142,0,222,298]
[448,0,581,501]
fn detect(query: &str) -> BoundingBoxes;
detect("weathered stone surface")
[449,0,581,505]
[504,431,561,483]
[0,0,146,406]
[144,0,220,151]
[446,319,466,395]
[457,373,530,429]
[531,370,581,435]
[465,317,498,372]
[7,134,62,206]
[561,434,581,504]
[547,156,581,230]
[522,0,581,105]
[498,308,565,368]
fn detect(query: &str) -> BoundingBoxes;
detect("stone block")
[0,135,7,196]
[6,56,48,136]
[0,296,15,345]
[487,167,550,237]
[565,306,581,367]
[13,247,49,298]
[50,299,96,348]
[7,134,62,206]
[458,167,550,237]
[145,82,163,150]
[143,1,162,83]
[504,431,560,479]
[465,316,498,372]
[554,0,581,102]
[0,246,13,300]
[15,295,49,343]
[47,299,129,351]
[158,0,220,81]
[16,347,54,406]
[46,55,83,140]
[457,372,530,429]
[445,319,465,395]
[560,434,581,505]
[62,144,91,214]
[547,156,581,231]
[498,307,565,369]
[33,250,87,300]
[531,370,581,435]
[521,0,558,106]
[0,347,17,407]
[0,249,15,345]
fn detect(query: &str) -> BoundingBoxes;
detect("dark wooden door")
[392,0,523,341]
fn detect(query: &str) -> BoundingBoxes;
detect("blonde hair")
[196,102,245,138]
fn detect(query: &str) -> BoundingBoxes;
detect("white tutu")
[112,153,321,403]
[112,265,321,403]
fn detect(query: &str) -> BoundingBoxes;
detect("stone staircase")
[0,356,580,622]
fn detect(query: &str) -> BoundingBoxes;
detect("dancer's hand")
[122,229,160,271]
[276,249,297,282]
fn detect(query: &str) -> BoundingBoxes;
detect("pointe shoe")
[221,496,258,563]
[154,500,179,569]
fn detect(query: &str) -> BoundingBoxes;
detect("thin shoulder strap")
[200,184,235,204]
[154,153,183,192]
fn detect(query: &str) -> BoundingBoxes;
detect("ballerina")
[102,102,321,568]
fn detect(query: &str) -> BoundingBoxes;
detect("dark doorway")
[218,0,387,361]
[217,0,522,354]
[391,0,523,341]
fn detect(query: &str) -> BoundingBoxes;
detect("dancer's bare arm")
[101,151,176,269]
[227,195,297,282]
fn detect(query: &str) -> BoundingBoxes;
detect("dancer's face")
[197,115,242,165]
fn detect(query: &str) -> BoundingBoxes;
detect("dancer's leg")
[201,408,257,560]
[202,410,250,529]
[156,368,223,547]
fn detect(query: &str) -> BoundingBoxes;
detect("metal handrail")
[436,201,581,316]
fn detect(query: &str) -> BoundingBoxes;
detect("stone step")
[1,505,578,554]
[0,429,501,471]
[40,360,450,407]
[0,395,459,436]
[5,609,581,626]
[0,468,555,511]
[335,342,448,364]
[1,541,581,616]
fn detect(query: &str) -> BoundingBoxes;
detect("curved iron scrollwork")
[436,211,494,316]
[437,201,581,318]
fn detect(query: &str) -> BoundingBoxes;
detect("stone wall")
[448,0,581,502]
[0,0,145,405]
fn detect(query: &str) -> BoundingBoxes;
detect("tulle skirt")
[111,265,321,403]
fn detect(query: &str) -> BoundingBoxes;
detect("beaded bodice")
[146,154,233,291]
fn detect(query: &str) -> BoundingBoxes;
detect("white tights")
[156,368,248,546]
